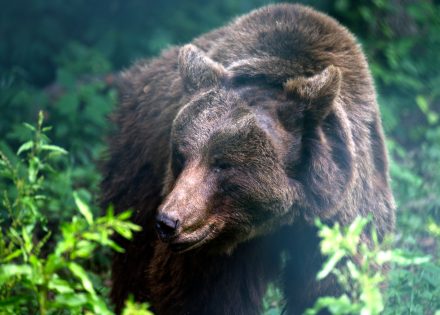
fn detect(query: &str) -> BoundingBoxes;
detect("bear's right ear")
[283,65,341,122]
[178,44,227,92]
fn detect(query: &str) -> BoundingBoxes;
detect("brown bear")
[101,3,395,315]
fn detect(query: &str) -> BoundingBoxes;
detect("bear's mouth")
[168,224,215,253]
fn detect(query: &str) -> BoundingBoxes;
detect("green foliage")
[262,283,284,315]
[305,218,432,315]
[122,297,154,315]
[0,114,148,315]
[384,217,440,315]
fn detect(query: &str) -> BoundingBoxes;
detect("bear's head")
[155,44,355,254]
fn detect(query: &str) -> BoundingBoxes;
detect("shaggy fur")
[101,4,395,315]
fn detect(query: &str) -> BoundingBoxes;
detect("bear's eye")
[212,158,233,173]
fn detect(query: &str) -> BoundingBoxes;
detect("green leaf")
[54,292,89,307]
[114,225,134,239]
[22,122,36,131]
[40,144,68,154]
[90,296,113,315]
[389,250,430,266]
[72,240,97,258]
[122,296,154,315]
[48,276,75,294]
[38,111,45,128]
[82,232,101,242]
[0,264,32,284]
[317,251,345,280]
[416,95,439,125]
[44,254,63,274]
[17,141,33,155]
[117,210,133,221]
[73,191,93,225]
[105,240,124,253]
[28,156,41,183]
[1,249,22,262]
[68,262,95,295]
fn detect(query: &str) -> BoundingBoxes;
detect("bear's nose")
[155,213,180,241]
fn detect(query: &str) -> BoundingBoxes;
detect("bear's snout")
[155,213,181,241]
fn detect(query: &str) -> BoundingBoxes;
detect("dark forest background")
[0,1,439,314]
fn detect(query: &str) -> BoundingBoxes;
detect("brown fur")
[101,4,395,314]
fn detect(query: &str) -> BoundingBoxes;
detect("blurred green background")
[0,0,439,314]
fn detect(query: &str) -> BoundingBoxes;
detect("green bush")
[0,113,151,315]
[304,218,435,315]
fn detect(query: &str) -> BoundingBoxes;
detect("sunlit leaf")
[73,191,93,225]
[17,141,33,156]
[0,264,32,284]
[41,144,68,154]
[48,276,75,294]
[68,262,95,295]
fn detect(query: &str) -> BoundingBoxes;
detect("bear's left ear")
[281,66,355,221]
[283,65,341,122]
[178,44,227,92]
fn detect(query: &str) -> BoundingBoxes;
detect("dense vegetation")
[1,1,439,314]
